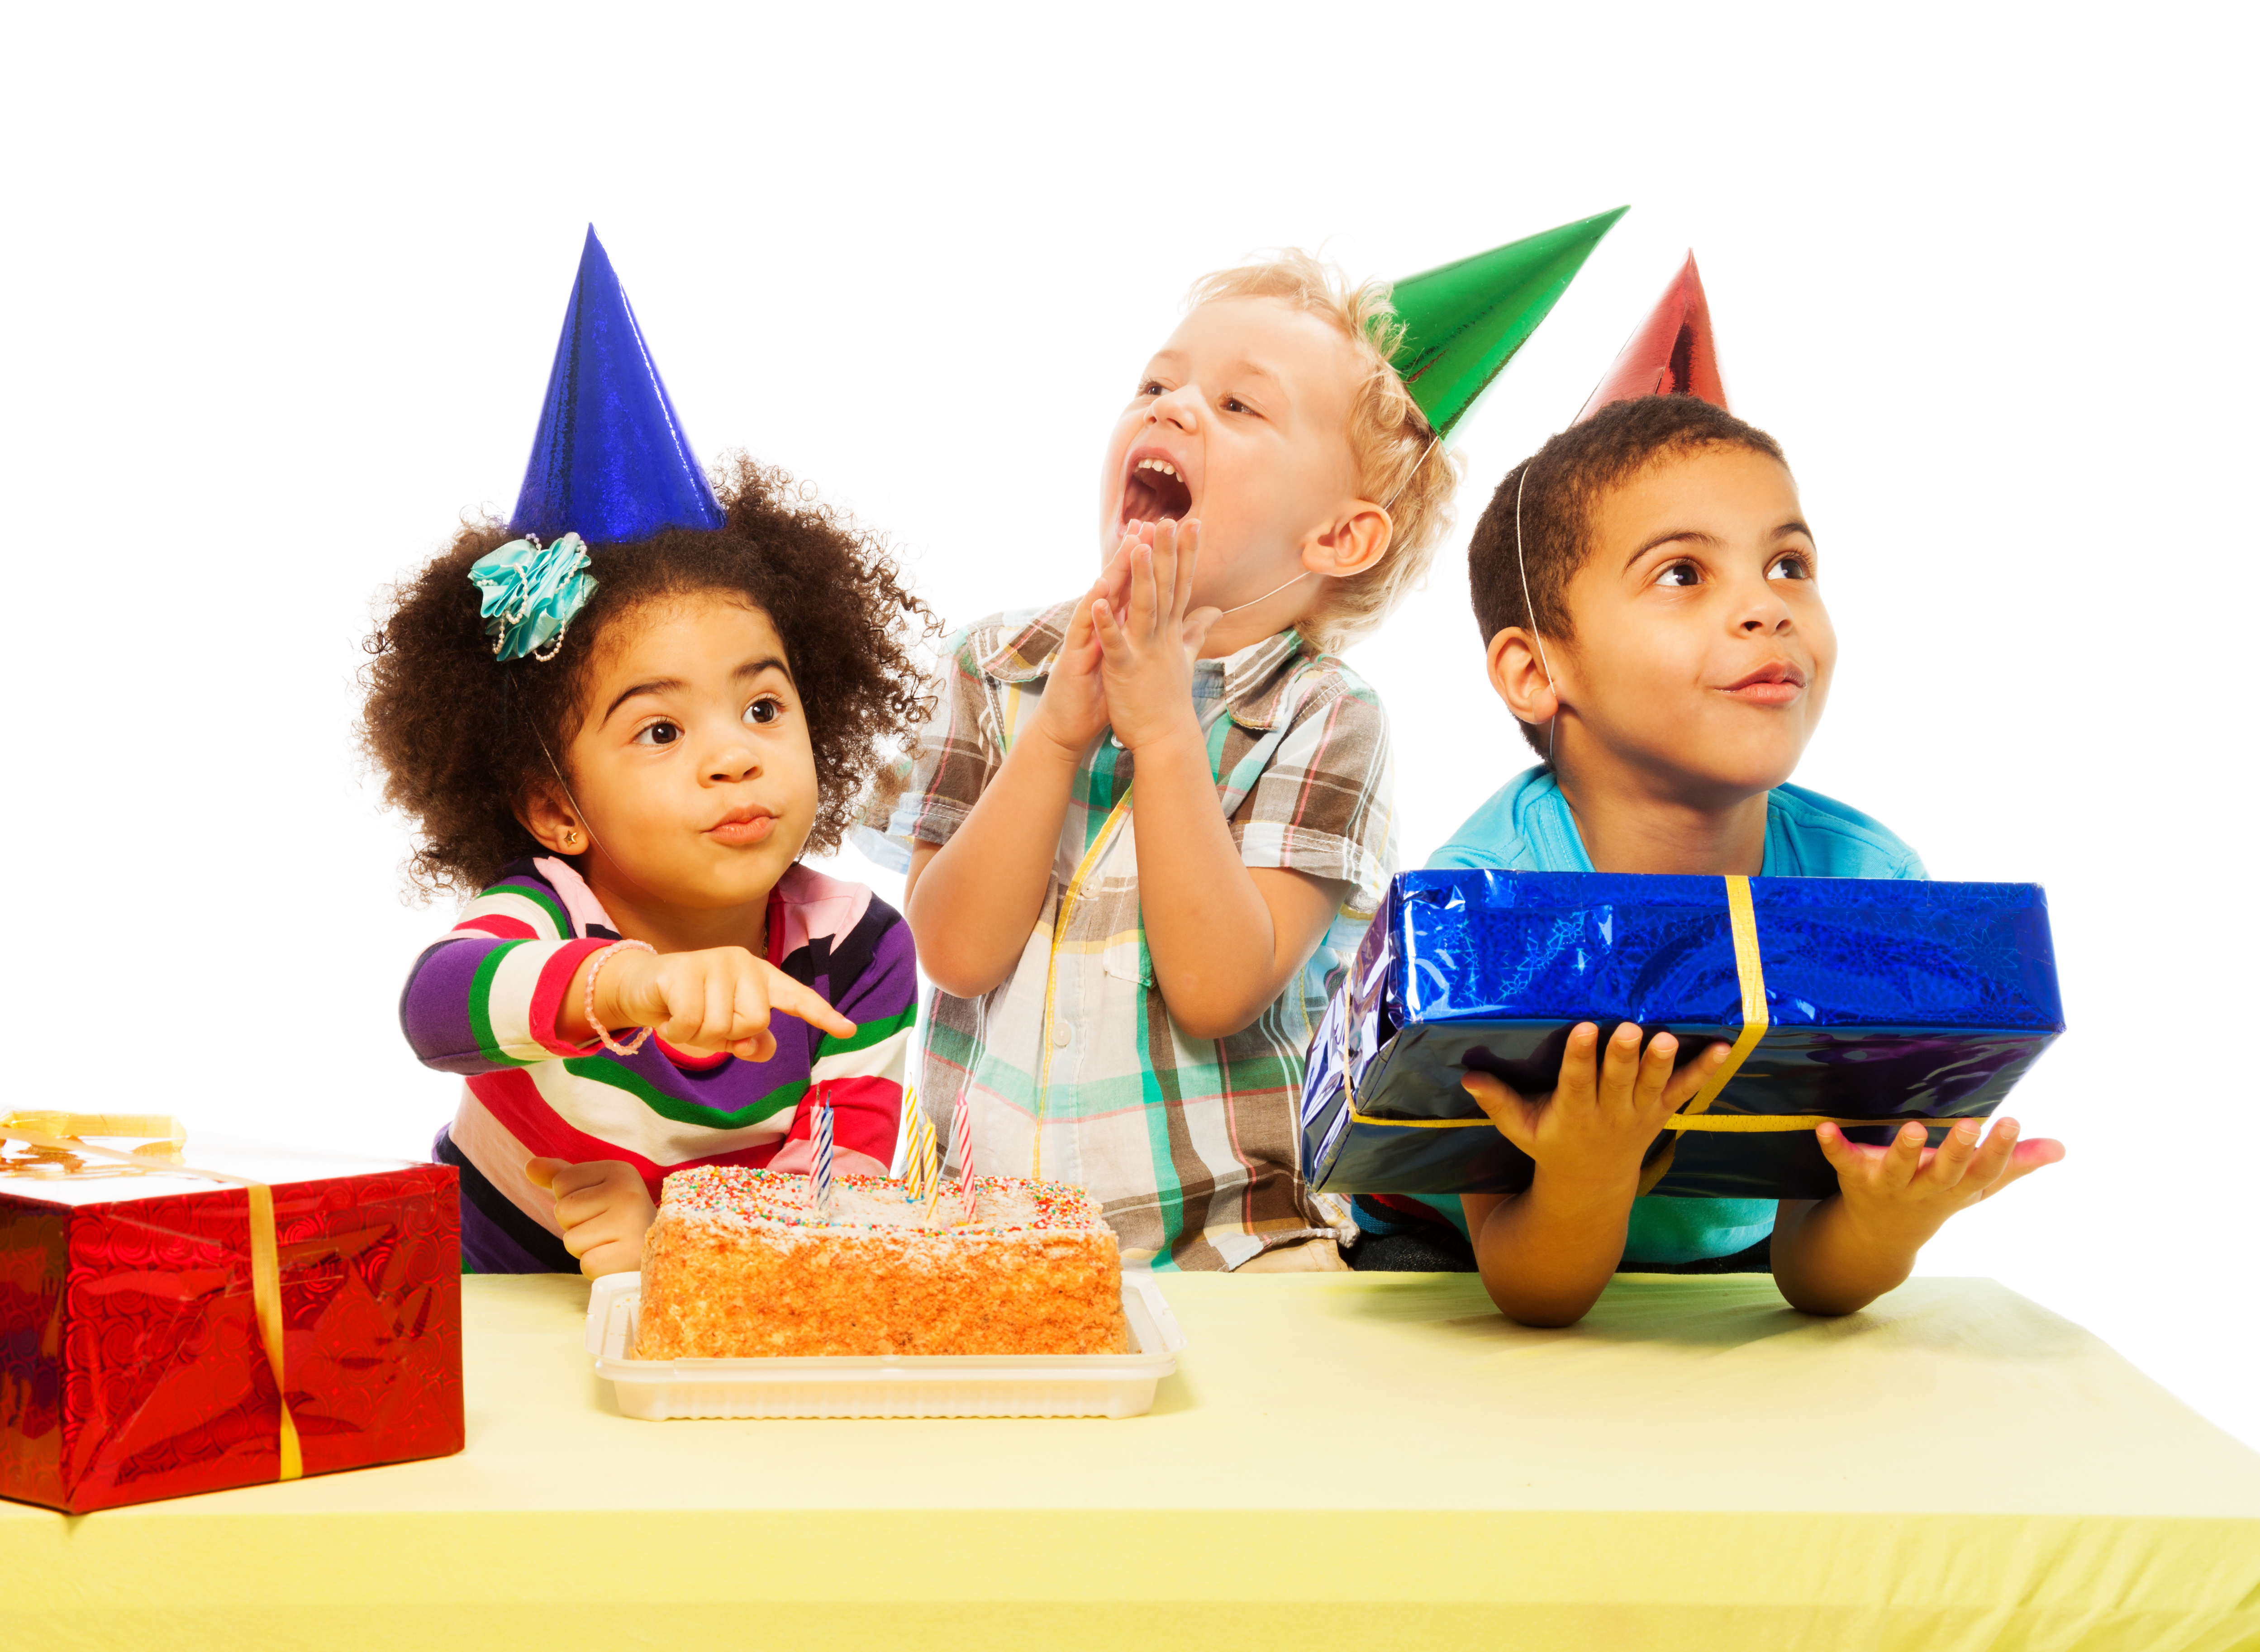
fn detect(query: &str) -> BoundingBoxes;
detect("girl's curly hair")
[361,455,937,900]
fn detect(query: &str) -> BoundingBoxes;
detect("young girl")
[363,455,935,1275]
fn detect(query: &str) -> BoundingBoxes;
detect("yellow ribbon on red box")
[0,1111,303,1481]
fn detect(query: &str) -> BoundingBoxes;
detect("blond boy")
[863,253,1453,1270]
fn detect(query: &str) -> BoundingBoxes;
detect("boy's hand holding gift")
[1461,1024,1730,1193]
[1458,1025,1729,1325]
[1770,1118,2065,1315]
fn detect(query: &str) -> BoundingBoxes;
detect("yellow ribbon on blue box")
[1305,871,2063,1202]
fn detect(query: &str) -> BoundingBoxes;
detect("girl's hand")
[1460,1023,1732,1195]
[1816,1116,2063,1248]
[1032,534,1139,763]
[525,1157,654,1277]
[590,945,855,1061]
[1091,518,1221,756]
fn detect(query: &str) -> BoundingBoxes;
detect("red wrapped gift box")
[0,1122,462,1512]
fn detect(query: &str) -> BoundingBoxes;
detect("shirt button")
[1052,1022,1072,1048]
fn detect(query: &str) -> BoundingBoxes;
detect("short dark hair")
[361,455,937,899]
[1467,395,1788,755]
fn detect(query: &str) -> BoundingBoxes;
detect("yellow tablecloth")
[11,1271,2259,1650]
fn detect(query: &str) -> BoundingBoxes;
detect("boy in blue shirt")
[1406,394,2063,1324]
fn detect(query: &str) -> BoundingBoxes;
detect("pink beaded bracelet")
[584,938,657,1057]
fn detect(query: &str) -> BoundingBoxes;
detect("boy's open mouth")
[1120,450,1193,526]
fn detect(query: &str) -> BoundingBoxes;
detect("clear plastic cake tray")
[585,1271,1187,1420]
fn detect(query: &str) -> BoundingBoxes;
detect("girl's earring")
[564,829,580,848]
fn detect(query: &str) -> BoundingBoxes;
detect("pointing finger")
[766,973,857,1041]
[732,965,776,1045]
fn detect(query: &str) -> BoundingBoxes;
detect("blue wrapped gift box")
[1301,871,2065,1202]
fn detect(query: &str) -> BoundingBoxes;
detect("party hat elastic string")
[1385,432,1442,511]
[1513,462,1560,760]
[1217,425,1442,619]
[529,715,622,874]
[1218,570,1312,617]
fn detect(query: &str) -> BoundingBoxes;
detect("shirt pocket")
[1102,930,1155,989]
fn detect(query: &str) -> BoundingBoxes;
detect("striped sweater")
[401,855,914,1239]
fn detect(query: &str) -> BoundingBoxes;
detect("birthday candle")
[901,1088,937,1203]
[812,1090,835,1216]
[951,1088,976,1223]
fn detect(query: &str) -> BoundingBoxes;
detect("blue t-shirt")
[1417,766,1928,1264]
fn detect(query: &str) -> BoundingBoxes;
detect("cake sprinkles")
[634,1166,1128,1360]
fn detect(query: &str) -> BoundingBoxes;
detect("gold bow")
[0,1112,302,1481]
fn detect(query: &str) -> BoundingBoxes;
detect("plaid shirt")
[857,601,1397,1270]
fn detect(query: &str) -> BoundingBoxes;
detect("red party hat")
[1574,252,1727,421]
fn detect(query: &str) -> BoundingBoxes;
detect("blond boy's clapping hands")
[1028,534,1135,762]
[1090,519,1221,752]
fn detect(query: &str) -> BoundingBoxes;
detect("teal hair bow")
[469,533,595,662]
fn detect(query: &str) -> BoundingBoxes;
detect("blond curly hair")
[1185,250,1461,652]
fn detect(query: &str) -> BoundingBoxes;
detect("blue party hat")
[508,226,723,545]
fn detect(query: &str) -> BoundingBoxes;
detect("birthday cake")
[633,1167,1127,1359]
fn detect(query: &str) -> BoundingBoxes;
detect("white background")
[7,5,2255,1443]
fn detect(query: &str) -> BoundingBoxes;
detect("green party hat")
[1389,206,1627,439]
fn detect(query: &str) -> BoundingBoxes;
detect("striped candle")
[951,1087,976,1222]
[901,1088,937,1203]
[812,1090,835,1216]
